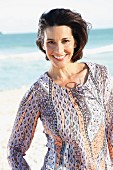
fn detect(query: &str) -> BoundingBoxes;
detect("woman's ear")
[74,40,77,48]
[42,44,45,51]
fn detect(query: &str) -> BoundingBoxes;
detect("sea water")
[0,28,113,91]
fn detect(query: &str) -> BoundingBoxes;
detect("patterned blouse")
[7,62,113,170]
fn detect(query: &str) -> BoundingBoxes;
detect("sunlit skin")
[43,26,76,68]
[43,26,89,88]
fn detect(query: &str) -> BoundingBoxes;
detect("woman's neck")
[48,62,79,82]
[47,62,89,88]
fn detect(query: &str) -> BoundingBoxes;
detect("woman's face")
[43,25,76,69]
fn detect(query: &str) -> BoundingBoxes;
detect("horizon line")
[1,27,113,35]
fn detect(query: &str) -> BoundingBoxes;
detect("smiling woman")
[7,8,113,170]
[42,26,76,70]
[36,8,90,62]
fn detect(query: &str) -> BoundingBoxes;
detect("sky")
[0,0,113,33]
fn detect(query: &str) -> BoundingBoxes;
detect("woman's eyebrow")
[47,37,70,40]
[46,38,54,41]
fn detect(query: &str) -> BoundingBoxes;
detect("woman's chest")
[39,86,105,142]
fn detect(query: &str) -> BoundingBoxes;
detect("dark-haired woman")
[7,8,113,170]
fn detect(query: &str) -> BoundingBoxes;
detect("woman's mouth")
[53,55,66,60]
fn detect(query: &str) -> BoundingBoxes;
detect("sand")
[0,86,47,170]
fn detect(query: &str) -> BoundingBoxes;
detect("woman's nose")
[54,43,64,55]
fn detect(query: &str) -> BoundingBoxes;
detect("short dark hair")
[36,8,91,62]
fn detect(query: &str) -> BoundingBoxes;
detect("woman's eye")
[62,39,70,43]
[48,41,55,44]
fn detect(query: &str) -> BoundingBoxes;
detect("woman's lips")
[53,55,66,61]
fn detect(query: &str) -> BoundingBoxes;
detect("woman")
[7,8,113,169]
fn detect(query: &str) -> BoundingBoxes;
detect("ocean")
[0,28,113,91]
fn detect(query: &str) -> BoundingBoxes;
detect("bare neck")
[48,62,79,81]
[48,62,89,88]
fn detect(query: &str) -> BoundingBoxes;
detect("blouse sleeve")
[102,66,113,165]
[7,85,41,169]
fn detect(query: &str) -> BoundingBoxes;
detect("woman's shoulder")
[85,62,112,86]
[85,62,109,75]
[30,72,50,93]
[20,72,49,105]
[85,61,107,70]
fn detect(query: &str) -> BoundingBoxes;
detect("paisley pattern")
[7,62,113,170]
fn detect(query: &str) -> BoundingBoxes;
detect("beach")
[0,86,47,170]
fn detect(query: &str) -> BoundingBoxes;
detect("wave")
[0,51,44,60]
[84,44,113,55]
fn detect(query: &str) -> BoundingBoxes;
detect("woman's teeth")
[54,55,65,59]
